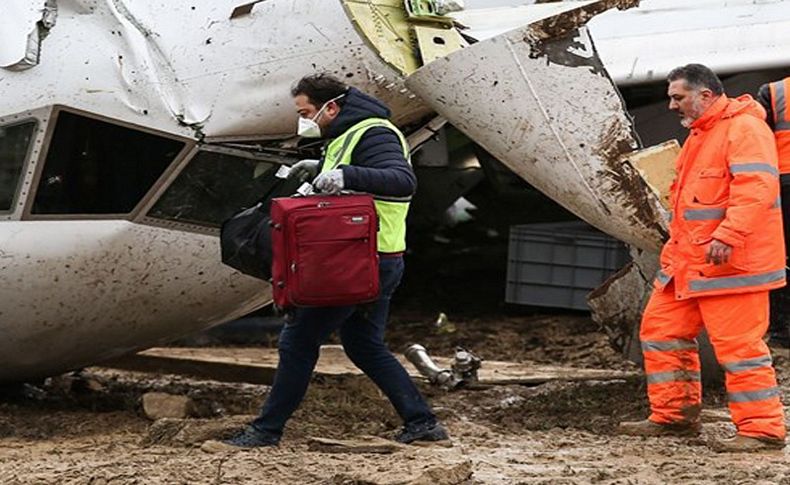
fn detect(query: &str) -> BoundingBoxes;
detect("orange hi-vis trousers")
[640,282,786,440]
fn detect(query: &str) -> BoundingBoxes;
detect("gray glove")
[288,159,320,183]
[314,169,345,194]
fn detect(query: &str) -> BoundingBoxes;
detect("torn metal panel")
[105,0,209,129]
[406,0,666,252]
[343,0,422,75]
[0,0,430,140]
[405,115,448,152]
[449,0,635,41]
[0,0,57,71]
[0,1,42,67]
[412,24,466,65]
[454,0,790,86]
[230,0,267,19]
[587,255,656,361]
[512,0,638,42]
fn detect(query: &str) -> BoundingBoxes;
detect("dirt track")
[0,315,788,484]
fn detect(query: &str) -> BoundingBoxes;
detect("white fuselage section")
[0,220,269,381]
[0,0,430,382]
[3,0,790,382]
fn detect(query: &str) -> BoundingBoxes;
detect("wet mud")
[0,315,788,484]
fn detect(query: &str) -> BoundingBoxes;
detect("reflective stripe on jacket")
[654,94,786,298]
[769,77,790,174]
[321,117,411,253]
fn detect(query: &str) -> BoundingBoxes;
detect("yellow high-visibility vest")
[321,118,411,253]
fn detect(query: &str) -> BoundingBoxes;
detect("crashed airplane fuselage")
[0,0,457,382]
[4,0,789,382]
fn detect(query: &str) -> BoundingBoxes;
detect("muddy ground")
[0,313,788,485]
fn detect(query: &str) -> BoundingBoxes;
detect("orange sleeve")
[711,118,779,248]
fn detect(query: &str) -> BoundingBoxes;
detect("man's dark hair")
[291,73,348,107]
[667,64,724,96]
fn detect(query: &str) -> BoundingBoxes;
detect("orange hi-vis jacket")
[654,94,785,298]
[768,77,790,174]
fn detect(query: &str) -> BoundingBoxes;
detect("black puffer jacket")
[757,83,775,129]
[321,87,416,197]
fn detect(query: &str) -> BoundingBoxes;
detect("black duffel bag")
[220,202,273,281]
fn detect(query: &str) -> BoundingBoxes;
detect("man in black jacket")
[222,74,448,448]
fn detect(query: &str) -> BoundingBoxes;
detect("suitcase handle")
[292,184,368,198]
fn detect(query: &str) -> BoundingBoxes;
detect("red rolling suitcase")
[270,194,380,308]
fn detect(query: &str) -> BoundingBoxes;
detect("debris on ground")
[307,436,404,454]
[405,344,481,390]
[0,314,787,484]
[141,392,196,420]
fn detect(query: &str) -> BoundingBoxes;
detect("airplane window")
[0,121,36,212]
[32,112,184,215]
[148,149,297,227]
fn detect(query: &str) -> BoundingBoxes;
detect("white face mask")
[296,94,345,138]
[297,115,322,139]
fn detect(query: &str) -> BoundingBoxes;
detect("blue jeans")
[251,256,436,438]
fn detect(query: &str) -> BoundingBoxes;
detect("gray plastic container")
[506,221,630,310]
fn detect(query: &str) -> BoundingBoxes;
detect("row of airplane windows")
[0,111,292,227]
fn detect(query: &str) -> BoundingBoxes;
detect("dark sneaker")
[617,419,701,437]
[395,422,450,445]
[219,426,279,449]
[709,434,786,453]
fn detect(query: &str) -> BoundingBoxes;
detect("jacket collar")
[690,94,727,131]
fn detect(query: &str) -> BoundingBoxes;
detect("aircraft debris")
[229,0,265,19]
[1,0,57,71]
[141,392,197,420]
[434,0,465,16]
[406,0,665,252]
[103,345,637,387]
[405,344,481,390]
[434,312,457,334]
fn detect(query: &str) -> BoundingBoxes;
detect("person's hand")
[314,169,345,194]
[288,159,320,183]
[705,239,732,265]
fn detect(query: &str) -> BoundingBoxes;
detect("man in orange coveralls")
[618,64,787,452]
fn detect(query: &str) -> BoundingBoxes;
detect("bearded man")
[618,64,787,452]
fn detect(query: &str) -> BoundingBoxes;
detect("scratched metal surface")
[0,220,269,381]
[0,0,430,140]
[0,0,433,381]
[407,1,667,251]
